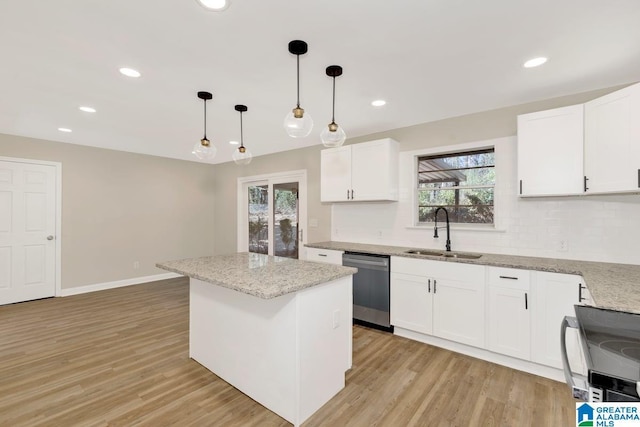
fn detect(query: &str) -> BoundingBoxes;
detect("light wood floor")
[0,278,576,426]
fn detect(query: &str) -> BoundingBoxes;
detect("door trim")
[237,169,308,258]
[0,156,62,297]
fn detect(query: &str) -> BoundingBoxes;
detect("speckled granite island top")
[156,252,357,299]
[306,241,640,314]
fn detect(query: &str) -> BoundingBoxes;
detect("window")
[417,148,495,224]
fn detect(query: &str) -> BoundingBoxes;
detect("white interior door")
[0,159,58,305]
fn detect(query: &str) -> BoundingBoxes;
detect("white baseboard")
[58,272,183,297]
[394,327,565,383]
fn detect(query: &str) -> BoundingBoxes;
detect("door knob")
[47,235,54,241]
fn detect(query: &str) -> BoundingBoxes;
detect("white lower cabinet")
[305,247,344,265]
[390,272,432,334]
[531,271,587,374]
[391,256,588,378]
[390,257,485,348]
[487,267,531,360]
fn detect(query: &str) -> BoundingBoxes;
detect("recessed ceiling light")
[79,106,96,113]
[371,100,386,107]
[58,127,72,133]
[523,57,548,68]
[196,0,231,11]
[119,67,141,78]
[229,140,239,145]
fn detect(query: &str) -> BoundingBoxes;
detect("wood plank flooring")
[0,278,577,426]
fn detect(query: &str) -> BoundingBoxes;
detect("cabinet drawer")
[306,247,344,265]
[488,267,531,290]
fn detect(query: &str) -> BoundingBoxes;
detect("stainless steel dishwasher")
[342,252,392,331]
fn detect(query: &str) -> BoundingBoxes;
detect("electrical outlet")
[133,261,140,270]
[332,309,340,329]
[558,240,568,252]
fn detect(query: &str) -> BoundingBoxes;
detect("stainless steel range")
[562,305,640,402]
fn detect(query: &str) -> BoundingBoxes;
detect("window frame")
[413,144,497,229]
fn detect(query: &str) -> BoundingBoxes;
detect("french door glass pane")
[273,182,299,259]
[248,184,268,254]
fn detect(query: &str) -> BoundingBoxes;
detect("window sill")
[406,224,506,233]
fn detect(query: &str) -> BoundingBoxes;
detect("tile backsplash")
[331,136,640,265]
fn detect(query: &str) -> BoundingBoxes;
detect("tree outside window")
[417,149,495,224]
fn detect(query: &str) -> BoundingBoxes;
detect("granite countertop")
[156,252,357,299]
[306,241,640,314]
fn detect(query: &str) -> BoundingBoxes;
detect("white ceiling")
[1,0,639,165]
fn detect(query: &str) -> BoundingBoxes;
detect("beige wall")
[0,84,627,289]
[211,85,626,253]
[0,133,216,289]
[212,144,329,255]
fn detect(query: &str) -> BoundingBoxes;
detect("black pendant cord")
[296,54,301,108]
[331,76,336,124]
[239,111,244,149]
[203,99,208,140]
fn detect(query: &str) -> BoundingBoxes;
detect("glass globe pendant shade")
[320,122,346,148]
[284,109,313,138]
[196,0,231,11]
[232,146,252,165]
[192,138,217,160]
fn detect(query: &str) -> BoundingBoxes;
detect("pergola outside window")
[417,148,495,224]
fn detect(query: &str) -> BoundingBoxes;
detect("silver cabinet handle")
[499,275,518,280]
[525,292,528,310]
[347,189,350,200]
[433,279,437,294]
[351,189,354,199]
[299,229,303,243]
[47,235,54,241]
[318,253,327,257]
[428,278,431,293]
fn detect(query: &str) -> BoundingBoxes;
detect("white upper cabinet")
[321,138,399,202]
[584,82,640,194]
[517,104,585,196]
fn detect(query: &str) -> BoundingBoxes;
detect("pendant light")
[284,40,313,138]
[192,91,217,160]
[320,65,346,148]
[195,0,231,11]
[232,104,252,165]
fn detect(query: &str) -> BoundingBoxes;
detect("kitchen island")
[157,252,356,427]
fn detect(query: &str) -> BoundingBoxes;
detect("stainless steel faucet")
[433,207,451,252]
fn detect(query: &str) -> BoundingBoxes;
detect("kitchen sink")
[404,249,482,260]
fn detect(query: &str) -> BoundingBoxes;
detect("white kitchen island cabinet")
[157,253,356,427]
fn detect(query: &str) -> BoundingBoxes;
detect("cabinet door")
[432,273,485,348]
[584,82,640,193]
[305,248,344,265]
[351,139,399,201]
[390,272,432,334]
[517,104,584,196]
[488,285,531,360]
[320,146,352,202]
[531,272,586,374]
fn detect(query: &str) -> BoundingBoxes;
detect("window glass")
[417,149,495,224]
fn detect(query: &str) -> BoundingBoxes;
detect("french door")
[0,158,61,305]
[238,170,307,259]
